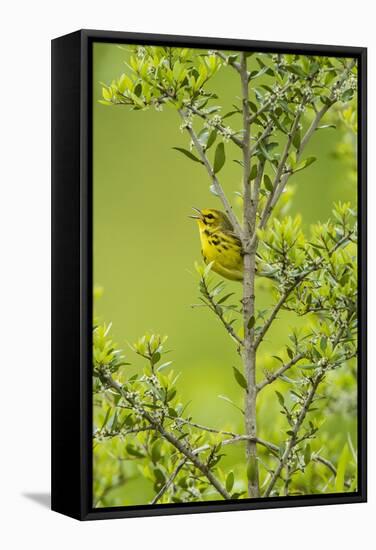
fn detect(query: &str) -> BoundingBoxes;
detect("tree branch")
[249,121,274,157]
[248,79,293,125]
[314,455,337,477]
[193,435,279,456]
[263,371,324,497]
[256,352,306,392]
[214,50,241,73]
[257,106,304,233]
[167,416,239,437]
[94,426,154,440]
[240,51,259,498]
[101,371,231,500]
[198,274,243,346]
[257,59,357,233]
[179,109,243,241]
[255,230,354,350]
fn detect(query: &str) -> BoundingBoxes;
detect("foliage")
[93,329,238,505]
[94,46,358,505]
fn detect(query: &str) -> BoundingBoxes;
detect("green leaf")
[233,367,248,390]
[222,110,239,120]
[111,410,118,430]
[134,83,142,97]
[247,315,255,330]
[102,87,112,100]
[151,440,162,463]
[197,128,210,148]
[213,142,226,173]
[217,292,234,304]
[206,130,217,150]
[266,142,278,152]
[298,364,319,370]
[304,443,312,465]
[248,101,258,113]
[293,156,317,173]
[226,471,235,492]
[275,390,285,406]
[316,124,336,130]
[203,260,214,277]
[205,105,221,114]
[320,95,332,106]
[341,89,354,102]
[172,147,203,164]
[292,128,301,150]
[100,407,112,431]
[309,62,320,76]
[153,467,166,484]
[166,388,177,402]
[168,407,178,417]
[285,64,306,77]
[249,164,258,180]
[151,352,161,365]
[218,395,244,414]
[263,174,274,193]
[157,361,173,371]
[258,141,273,161]
[126,444,145,458]
[320,336,327,351]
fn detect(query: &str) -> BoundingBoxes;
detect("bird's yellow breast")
[199,227,243,281]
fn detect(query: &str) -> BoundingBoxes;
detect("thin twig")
[264,372,324,497]
[214,50,241,73]
[256,352,306,392]
[200,275,243,346]
[94,426,154,440]
[186,103,243,148]
[150,459,187,504]
[257,106,304,234]
[249,121,274,157]
[314,455,337,477]
[168,416,239,437]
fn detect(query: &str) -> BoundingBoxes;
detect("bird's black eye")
[206,213,214,220]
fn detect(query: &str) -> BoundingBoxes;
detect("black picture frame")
[51,29,367,520]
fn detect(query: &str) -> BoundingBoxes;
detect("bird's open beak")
[189,207,202,220]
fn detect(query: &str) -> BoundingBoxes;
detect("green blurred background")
[93,43,357,504]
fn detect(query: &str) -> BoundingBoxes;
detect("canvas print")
[92,43,358,508]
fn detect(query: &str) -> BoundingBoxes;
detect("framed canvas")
[51,29,367,520]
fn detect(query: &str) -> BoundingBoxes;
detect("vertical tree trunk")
[240,52,259,498]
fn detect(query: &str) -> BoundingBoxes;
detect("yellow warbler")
[190,207,243,281]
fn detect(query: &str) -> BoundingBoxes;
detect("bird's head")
[189,207,232,232]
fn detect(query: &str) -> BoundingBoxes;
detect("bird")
[190,207,243,281]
